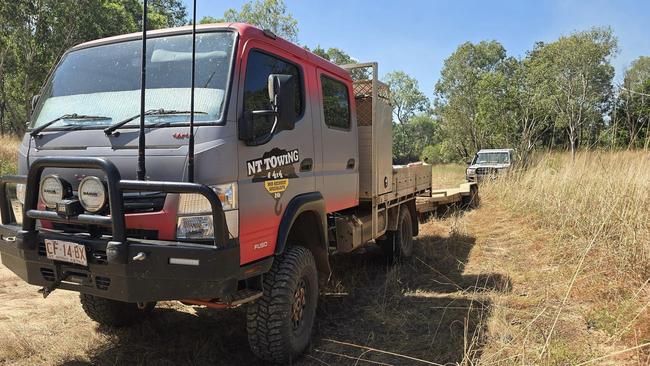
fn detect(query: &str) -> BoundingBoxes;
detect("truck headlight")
[466,168,476,175]
[177,215,214,239]
[176,182,238,240]
[78,176,107,213]
[40,175,72,209]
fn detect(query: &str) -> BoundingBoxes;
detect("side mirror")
[268,74,296,131]
[239,74,297,146]
[30,94,40,115]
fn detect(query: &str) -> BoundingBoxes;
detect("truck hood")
[23,126,237,186]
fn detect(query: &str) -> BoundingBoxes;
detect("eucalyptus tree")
[384,71,430,124]
[526,27,617,158]
[434,40,511,158]
[616,56,650,149]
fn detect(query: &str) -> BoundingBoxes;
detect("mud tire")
[79,294,155,327]
[246,246,318,364]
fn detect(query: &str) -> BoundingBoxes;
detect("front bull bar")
[0,156,229,263]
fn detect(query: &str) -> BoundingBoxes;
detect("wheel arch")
[275,192,330,278]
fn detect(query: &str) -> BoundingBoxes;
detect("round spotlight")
[78,176,107,213]
[40,175,71,209]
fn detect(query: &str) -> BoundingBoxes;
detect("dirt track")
[0,203,526,365]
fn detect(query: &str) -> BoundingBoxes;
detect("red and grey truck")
[0,22,477,363]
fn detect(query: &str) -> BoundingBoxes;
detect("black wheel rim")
[292,278,307,331]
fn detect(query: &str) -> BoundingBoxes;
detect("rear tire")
[79,294,155,327]
[247,246,318,364]
[377,206,414,262]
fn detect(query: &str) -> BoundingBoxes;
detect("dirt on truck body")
[0,22,476,363]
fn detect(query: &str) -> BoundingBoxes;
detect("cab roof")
[477,149,514,153]
[71,23,352,82]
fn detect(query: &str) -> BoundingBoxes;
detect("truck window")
[320,75,350,129]
[32,31,236,129]
[243,50,303,138]
[476,152,510,164]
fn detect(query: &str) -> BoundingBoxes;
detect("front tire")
[79,294,155,327]
[377,206,414,261]
[247,246,318,364]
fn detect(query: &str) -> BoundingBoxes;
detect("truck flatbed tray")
[415,182,477,213]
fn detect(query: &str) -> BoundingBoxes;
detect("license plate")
[45,239,88,266]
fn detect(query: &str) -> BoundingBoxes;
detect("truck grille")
[46,191,164,238]
[476,167,498,176]
[123,191,166,213]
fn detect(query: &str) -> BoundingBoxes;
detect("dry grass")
[0,147,648,365]
[477,150,650,365]
[0,136,20,175]
[431,164,467,189]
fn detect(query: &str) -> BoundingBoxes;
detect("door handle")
[300,158,313,172]
[346,158,355,169]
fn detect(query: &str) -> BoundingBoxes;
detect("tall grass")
[490,151,649,280]
[481,150,650,363]
[0,136,20,175]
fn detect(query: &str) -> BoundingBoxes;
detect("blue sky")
[185,0,650,98]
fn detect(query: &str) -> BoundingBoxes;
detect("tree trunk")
[568,125,577,162]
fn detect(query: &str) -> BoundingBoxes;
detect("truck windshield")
[475,152,510,164]
[31,31,236,130]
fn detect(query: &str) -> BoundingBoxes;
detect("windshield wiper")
[30,113,110,137]
[104,109,207,136]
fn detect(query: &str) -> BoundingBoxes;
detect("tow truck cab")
[0,23,366,362]
[1,22,358,291]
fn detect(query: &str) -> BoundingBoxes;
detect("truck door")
[237,44,316,264]
[316,70,359,213]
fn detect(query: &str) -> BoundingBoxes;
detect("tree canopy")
[384,71,430,124]
[309,46,356,65]
[202,0,298,42]
[526,27,617,157]
[434,40,511,157]
[0,1,647,161]
[0,0,187,134]
[432,28,624,163]
[613,56,650,148]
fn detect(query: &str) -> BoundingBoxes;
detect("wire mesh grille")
[353,80,391,126]
[344,63,392,126]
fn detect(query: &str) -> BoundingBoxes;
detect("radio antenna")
[187,0,197,182]
[136,0,148,181]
